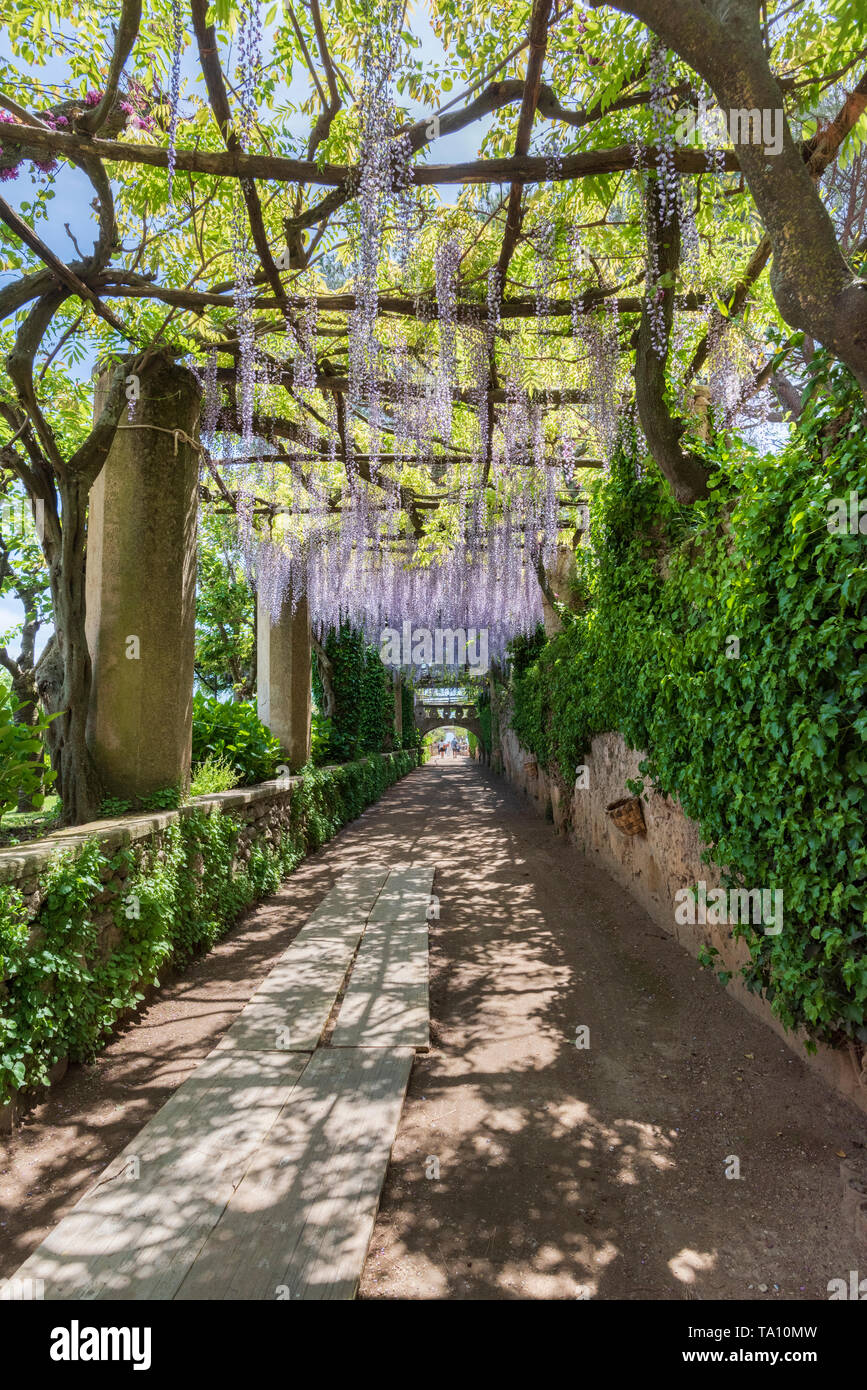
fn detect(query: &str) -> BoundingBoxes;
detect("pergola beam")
[3,120,741,188]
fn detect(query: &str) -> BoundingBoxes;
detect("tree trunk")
[39,476,105,824]
[608,0,867,397]
[636,174,712,501]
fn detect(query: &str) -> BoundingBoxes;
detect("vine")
[0,751,417,1104]
[509,358,867,1047]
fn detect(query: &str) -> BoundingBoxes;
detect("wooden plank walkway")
[7,861,433,1300]
[216,865,389,1052]
[175,1048,414,1300]
[331,866,433,1049]
[10,1050,311,1300]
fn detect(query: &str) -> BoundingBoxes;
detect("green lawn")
[0,795,62,845]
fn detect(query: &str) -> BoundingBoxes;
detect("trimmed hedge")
[0,750,418,1104]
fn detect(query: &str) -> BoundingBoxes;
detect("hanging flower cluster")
[249,520,545,672]
[166,0,183,207]
[433,231,462,436]
[292,291,318,393]
[230,192,257,458]
[236,0,263,153]
[649,43,679,227]
[347,0,404,456]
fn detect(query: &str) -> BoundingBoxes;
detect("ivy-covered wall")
[509,358,867,1050]
[0,750,418,1115]
[401,682,421,752]
[315,625,395,760]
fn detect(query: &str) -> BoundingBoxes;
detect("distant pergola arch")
[417,704,482,742]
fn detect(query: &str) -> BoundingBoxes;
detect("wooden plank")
[174,1048,414,1301]
[329,866,434,1049]
[8,1050,311,1301]
[215,938,355,1053]
[330,927,429,1048]
[216,866,391,1051]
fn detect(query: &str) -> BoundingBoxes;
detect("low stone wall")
[500,725,867,1117]
[0,779,297,953]
[0,753,415,1129]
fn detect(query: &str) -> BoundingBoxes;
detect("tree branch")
[75,0,142,135]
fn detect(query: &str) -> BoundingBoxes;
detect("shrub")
[190,753,241,796]
[0,687,55,821]
[192,694,283,785]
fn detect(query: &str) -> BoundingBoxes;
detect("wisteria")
[294,526,546,671]
[230,192,257,459]
[535,216,556,320]
[649,43,679,227]
[182,1,780,679]
[434,232,462,436]
[347,0,404,441]
[292,291,318,393]
[166,0,183,208]
[236,0,263,153]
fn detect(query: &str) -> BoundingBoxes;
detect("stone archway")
[417,714,483,743]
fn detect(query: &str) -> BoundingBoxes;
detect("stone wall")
[0,777,299,942]
[500,724,867,1117]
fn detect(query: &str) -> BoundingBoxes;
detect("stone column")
[393,674,403,745]
[86,358,201,801]
[257,590,311,770]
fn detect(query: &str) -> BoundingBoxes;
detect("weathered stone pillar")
[257,590,311,770]
[394,674,403,744]
[86,358,201,801]
[541,545,580,637]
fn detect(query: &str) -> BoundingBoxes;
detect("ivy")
[315,624,396,760]
[0,750,418,1104]
[510,359,867,1047]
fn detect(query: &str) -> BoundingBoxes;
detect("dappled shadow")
[0,775,433,1280]
[359,762,863,1301]
[2,761,863,1300]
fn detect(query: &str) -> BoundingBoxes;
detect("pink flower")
[0,164,20,181]
[84,89,103,107]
